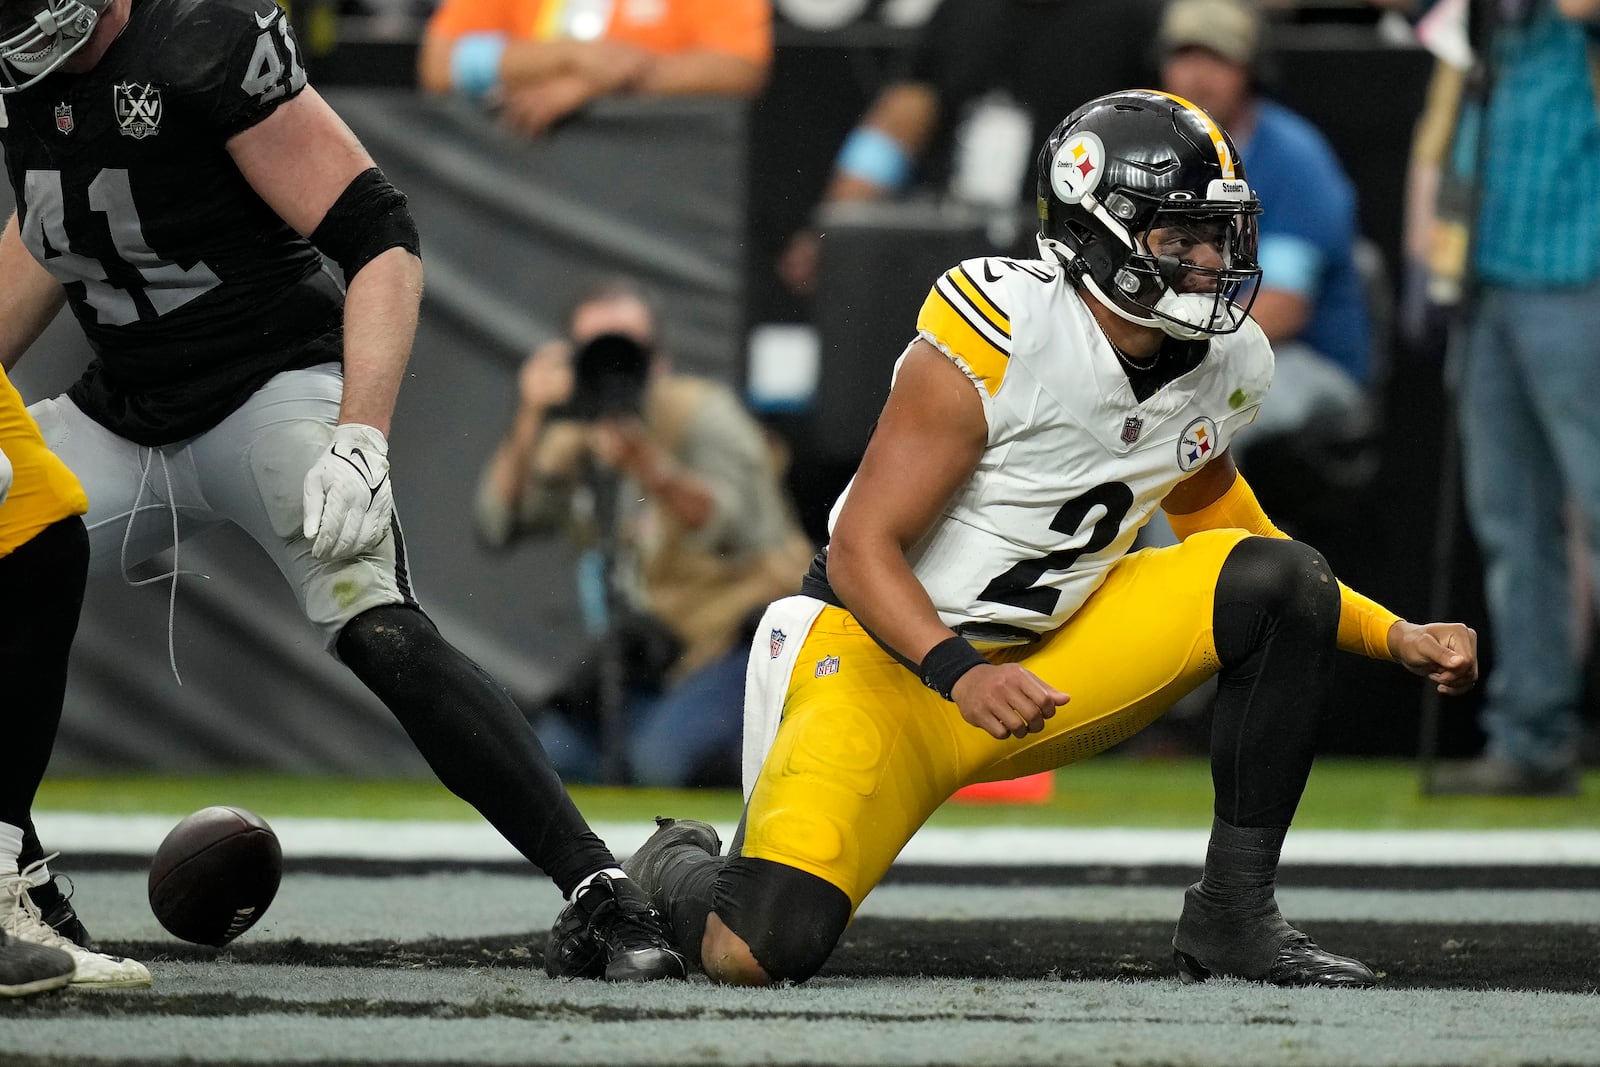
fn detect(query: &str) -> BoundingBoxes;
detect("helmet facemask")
[1041,185,1262,341]
[1111,198,1261,340]
[0,0,111,93]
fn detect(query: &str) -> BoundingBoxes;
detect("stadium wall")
[6,23,1519,771]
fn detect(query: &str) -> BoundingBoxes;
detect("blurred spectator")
[1123,0,1379,755]
[776,0,1163,295]
[477,279,812,786]
[1409,0,1600,796]
[1158,0,1374,469]
[418,0,771,137]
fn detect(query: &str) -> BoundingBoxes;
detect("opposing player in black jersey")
[0,0,682,982]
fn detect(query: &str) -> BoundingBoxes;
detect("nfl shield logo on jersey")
[53,103,73,135]
[114,83,163,139]
[1120,416,1143,444]
[814,655,840,678]
[769,628,786,659]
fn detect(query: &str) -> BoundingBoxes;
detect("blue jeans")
[626,646,747,787]
[534,644,747,787]
[1456,279,1600,772]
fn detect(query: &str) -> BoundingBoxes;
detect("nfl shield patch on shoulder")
[769,628,786,659]
[54,102,72,135]
[814,655,840,678]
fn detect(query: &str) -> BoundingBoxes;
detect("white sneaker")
[1,858,151,989]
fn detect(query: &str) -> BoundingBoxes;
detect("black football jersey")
[0,0,344,445]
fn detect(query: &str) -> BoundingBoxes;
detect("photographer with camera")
[476,279,812,786]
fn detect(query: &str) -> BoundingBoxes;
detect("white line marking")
[34,813,1600,866]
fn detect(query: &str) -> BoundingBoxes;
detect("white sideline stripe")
[32,812,1600,866]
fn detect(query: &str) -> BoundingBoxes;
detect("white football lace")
[0,856,69,950]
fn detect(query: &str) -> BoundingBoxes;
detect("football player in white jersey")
[613,90,1479,989]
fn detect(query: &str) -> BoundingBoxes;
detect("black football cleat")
[29,875,92,950]
[622,817,722,907]
[0,929,74,999]
[1171,883,1375,988]
[544,872,687,982]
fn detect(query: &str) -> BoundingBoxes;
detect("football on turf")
[148,805,282,947]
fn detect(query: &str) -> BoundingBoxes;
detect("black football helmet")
[0,0,112,93]
[1037,89,1262,340]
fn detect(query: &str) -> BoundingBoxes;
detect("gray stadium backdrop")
[3,91,747,774]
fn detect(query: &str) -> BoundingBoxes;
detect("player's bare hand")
[1389,620,1478,695]
[518,342,575,412]
[951,663,1069,740]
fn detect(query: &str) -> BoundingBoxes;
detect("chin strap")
[1152,290,1246,339]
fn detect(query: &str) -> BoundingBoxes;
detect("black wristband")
[918,636,988,700]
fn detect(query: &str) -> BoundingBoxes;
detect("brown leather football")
[148,806,282,947]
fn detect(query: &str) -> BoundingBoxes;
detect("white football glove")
[302,423,393,561]
[0,443,11,508]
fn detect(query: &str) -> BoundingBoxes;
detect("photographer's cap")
[1158,0,1260,68]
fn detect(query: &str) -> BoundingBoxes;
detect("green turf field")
[33,757,1599,829]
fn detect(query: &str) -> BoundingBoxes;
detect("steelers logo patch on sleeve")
[1178,416,1218,471]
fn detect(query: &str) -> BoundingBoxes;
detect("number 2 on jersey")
[976,482,1134,617]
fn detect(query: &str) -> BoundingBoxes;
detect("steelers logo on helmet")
[1049,132,1105,205]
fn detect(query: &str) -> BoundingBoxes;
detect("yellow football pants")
[742,527,1252,910]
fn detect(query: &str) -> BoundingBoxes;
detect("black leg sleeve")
[1208,536,1341,829]
[711,858,851,984]
[0,518,88,831]
[653,847,850,983]
[337,604,614,895]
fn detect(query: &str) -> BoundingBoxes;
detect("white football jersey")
[828,256,1274,640]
